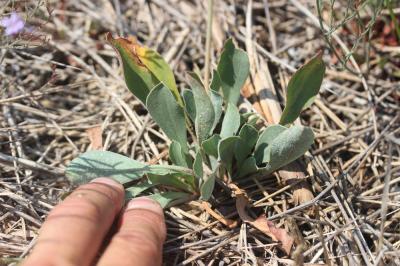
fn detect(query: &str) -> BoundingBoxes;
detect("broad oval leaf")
[236,156,258,178]
[218,136,240,174]
[193,150,203,182]
[107,33,182,105]
[202,134,221,158]
[279,53,325,125]
[267,125,314,172]
[200,174,216,201]
[255,125,286,164]
[217,39,250,105]
[146,83,187,150]
[235,124,258,165]
[210,69,221,92]
[187,73,215,143]
[220,103,241,139]
[66,150,147,185]
[182,89,196,122]
[169,141,190,168]
[210,90,223,132]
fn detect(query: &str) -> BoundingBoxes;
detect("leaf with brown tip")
[107,33,182,105]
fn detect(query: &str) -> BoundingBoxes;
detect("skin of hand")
[22,178,166,266]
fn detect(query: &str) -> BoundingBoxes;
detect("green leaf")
[220,103,241,139]
[210,69,221,92]
[182,89,196,122]
[148,192,192,208]
[202,134,221,158]
[200,174,215,201]
[218,136,240,174]
[236,156,257,178]
[107,33,182,106]
[193,150,203,181]
[267,125,314,172]
[125,181,154,198]
[217,39,250,105]
[169,141,189,167]
[210,90,223,132]
[187,73,215,143]
[254,125,287,164]
[147,173,194,192]
[279,53,325,125]
[146,83,187,150]
[235,124,258,165]
[66,150,148,185]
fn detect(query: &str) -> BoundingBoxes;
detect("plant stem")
[204,0,214,92]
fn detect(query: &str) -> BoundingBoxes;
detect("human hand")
[22,178,166,266]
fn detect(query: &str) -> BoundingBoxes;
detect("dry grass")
[1,0,399,265]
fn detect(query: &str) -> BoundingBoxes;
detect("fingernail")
[126,197,163,215]
[90,177,123,190]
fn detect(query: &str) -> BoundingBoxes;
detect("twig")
[203,0,214,91]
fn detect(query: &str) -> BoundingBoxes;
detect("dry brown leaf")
[86,126,103,150]
[235,191,294,255]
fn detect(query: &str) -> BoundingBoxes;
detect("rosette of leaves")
[66,34,325,208]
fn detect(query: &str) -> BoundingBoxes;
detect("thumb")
[97,197,166,266]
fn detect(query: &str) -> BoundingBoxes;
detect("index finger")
[23,178,124,266]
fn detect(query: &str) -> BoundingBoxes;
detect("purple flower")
[0,12,25,36]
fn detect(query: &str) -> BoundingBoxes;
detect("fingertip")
[90,177,124,191]
[126,197,163,215]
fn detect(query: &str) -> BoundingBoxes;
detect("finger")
[97,197,166,266]
[23,178,124,266]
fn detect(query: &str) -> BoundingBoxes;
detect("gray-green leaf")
[182,89,196,122]
[218,136,240,174]
[279,53,325,125]
[193,150,203,182]
[210,90,223,132]
[200,174,215,201]
[255,125,286,164]
[267,125,314,172]
[220,103,241,139]
[235,124,258,165]
[169,141,189,168]
[202,134,221,158]
[217,39,250,105]
[236,156,258,178]
[146,83,187,150]
[66,150,148,185]
[210,69,221,92]
[187,73,215,143]
[148,192,192,208]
